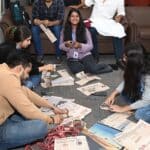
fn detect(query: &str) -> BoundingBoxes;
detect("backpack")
[10,1,31,28]
[10,1,24,25]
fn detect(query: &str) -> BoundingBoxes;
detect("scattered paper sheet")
[51,76,74,86]
[115,120,150,150]
[76,75,100,86]
[75,71,89,79]
[54,136,89,150]
[100,113,136,131]
[57,69,73,79]
[77,82,109,96]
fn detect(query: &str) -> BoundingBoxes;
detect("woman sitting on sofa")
[59,8,112,74]
[2,25,55,89]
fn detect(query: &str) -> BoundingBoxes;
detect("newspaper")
[115,120,150,150]
[51,76,74,86]
[41,101,91,125]
[77,82,109,96]
[54,136,89,150]
[100,113,136,131]
[57,69,73,79]
[75,71,89,79]
[58,102,92,125]
[76,75,101,86]
[40,24,57,43]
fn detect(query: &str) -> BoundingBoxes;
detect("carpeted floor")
[13,54,130,150]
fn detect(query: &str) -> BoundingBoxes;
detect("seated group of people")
[0,0,150,149]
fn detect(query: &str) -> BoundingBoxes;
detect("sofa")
[126,6,150,52]
[1,5,149,54]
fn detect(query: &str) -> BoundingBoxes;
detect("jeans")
[23,74,41,89]
[67,55,112,74]
[32,25,62,57]
[0,114,49,149]
[121,94,150,123]
[135,105,150,123]
[89,27,124,61]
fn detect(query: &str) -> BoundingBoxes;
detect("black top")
[0,42,43,75]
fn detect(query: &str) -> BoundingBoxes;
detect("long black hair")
[123,43,145,100]
[63,8,87,43]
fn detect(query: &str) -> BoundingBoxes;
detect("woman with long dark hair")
[104,43,150,123]
[59,8,112,74]
[1,25,55,89]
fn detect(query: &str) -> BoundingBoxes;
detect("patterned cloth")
[32,0,64,21]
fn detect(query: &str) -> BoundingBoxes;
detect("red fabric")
[84,19,92,28]
[25,121,83,150]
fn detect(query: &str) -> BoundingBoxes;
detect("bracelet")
[50,116,55,124]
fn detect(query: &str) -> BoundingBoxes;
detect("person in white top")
[84,0,126,68]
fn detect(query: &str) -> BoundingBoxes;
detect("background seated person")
[64,0,85,9]
[59,9,112,74]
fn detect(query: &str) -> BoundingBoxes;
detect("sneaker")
[109,63,118,70]
[37,56,44,64]
[56,56,62,64]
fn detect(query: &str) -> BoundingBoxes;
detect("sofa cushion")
[140,27,150,39]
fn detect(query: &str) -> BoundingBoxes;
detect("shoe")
[109,63,118,70]
[117,59,125,70]
[37,56,44,64]
[56,56,62,64]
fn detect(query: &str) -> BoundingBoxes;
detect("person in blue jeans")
[0,51,67,149]
[32,0,64,62]
[104,43,150,123]
[4,25,56,89]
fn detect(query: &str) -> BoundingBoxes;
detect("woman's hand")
[65,41,73,48]
[73,41,82,49]
[104,94,116,105]
[109,105,132,113]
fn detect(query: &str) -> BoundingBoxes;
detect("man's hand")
[73,41,81,49]
[43,20,49,27]
[65,41,73,48]
[53,107,68,115]
[53,114,64,124]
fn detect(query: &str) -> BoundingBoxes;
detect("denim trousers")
[23,74,41,89]
[0,114,49,149]
[32,25,62,57]
[89,27,124,62]
[135,105,150,123]
[121,93,150,123]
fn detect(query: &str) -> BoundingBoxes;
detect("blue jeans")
[23,74,41,89]
[121,94,150,123]
[0,114,49,149]
[135,105,150,123]
[32,25,62,57]
[89,27,124,61]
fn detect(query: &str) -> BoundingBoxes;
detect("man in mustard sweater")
[0,51,66,149]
